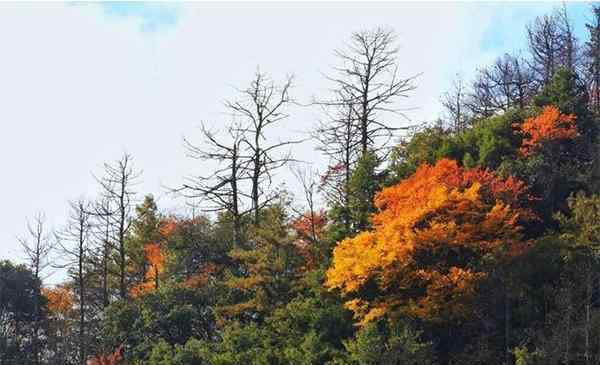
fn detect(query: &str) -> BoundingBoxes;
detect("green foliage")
[348,151,381,232]
[333,320,434,365]
[101,285,216,363]
[0,261,46,365]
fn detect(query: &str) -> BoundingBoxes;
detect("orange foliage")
[42,286,74,317]
[291,210,328,270]
[291,210,327,241]
[159,219,178,237]
[181,263,219,289]
[129,243,165,298]
[87,345,124,365]
[514,105,577,156]
[326,159,534,325]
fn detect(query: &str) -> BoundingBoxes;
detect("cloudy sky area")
[0,2,592,280]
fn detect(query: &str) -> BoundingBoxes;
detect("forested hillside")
[5,5,600,365]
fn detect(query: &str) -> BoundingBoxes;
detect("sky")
[0,2,593,283]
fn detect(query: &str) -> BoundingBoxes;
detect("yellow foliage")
[326,159,533,324]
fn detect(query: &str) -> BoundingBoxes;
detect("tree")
[470,54,534,114]
[17,212,54,365]
[326,159,534,325]
[324,27,417,156]
[43,285,75,364]
[95,153,141,300]
[554,193,600,365]
[0,261,46,365]
[333,320,434,365]
[315,103,360,239]
[347,151,380,232]
[90,196,116,309]
[180,122,250,247]
[585,5,600,110]
[127,195,161,291]
[527,12,564,85]
[441,75,470,132]
[55,199,93,365]
[226,71,300,225]
[219,204,304,322]
[514,105,577,156]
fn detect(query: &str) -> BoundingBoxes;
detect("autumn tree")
[514,105,577,156]
[127,195,160,290]
[326,159,534,325]
[43,285,75,364]
[219,204,304,322]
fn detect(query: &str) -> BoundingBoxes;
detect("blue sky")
[0,2,596,283]
[97,2,180,32]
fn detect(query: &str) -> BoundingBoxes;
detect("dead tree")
[585,5,600,110]
[18,212,54,281]
[95,153,141,300]
[89,197,115,309]
[180,122,250,247]
[441,75,470,131]
[324,27,417,156]
[527,7,577,86]
[475,54,535,112]
[466,71,497,119]
[556,4,579,74]
[55,199,92,365]
[314,102,359,235]
[17,212,54,365]
[226,71,302,225]
[291,165,321,244]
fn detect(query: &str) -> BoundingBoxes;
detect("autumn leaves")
[325,105,576,326]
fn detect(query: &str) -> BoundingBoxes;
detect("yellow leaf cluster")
[326,159,533,324]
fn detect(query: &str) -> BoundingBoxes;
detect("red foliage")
[87,345,124,365]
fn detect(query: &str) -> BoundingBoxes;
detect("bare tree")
[94,153,141,300]
[180,122,251,247]
[291,165,321,244]
[19,213,54,281]
[441,75,470,132]
[585,5,600,110]
[88,197,115,309]
[314,103,359,235]
[17,212,54,365]
[527,7,577,86]
[556,4,579,73]
[476,54,535,112]
[226,71,302,225]
[528,13,563,85]
[55,199,92,365]
[324,27,417,156]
